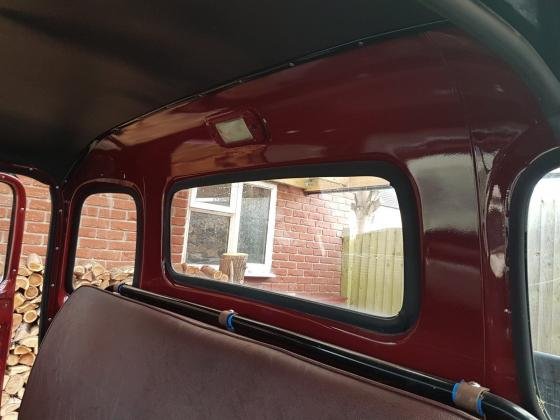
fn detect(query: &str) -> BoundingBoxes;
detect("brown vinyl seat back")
[20,287,475,419]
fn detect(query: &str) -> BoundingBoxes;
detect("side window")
[72,193,137,289]
[527,167,560,417]
[170,176,405,319]
[0,182,14,279]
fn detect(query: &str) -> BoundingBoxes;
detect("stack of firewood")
[1,255,134,419]
[178,253,249,284]
[73,262,134,289]
[180,263,229,281]
[1,254,43,419]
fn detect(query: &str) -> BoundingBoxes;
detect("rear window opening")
[170,175,405,318]
[70,192,138,290]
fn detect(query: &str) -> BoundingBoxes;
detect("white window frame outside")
[182,181,277,276]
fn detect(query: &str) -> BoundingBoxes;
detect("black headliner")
[1,1,557,181]
[0,1,440,181]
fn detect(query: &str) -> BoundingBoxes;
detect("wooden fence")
[341,228,404,317]
[527,197,560,355]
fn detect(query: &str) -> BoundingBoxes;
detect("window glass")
[72,193,137,289]
[0,182,14,279]
[170,176,404,318]
[527,167,560,418]
[238,184,273,264]
[195,184,231,207]
[187,212,230,265]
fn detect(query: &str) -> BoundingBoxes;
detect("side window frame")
[65,183,143,293]
[164,161,421,334]
[509,149,560,419]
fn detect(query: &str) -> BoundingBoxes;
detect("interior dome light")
[215,117,253,144]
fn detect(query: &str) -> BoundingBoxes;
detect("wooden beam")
[274,176,389,193]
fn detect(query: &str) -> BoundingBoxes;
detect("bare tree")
[351,190,381,234]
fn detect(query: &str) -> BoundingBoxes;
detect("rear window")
[169,175,406,318]
[71,192,138,290]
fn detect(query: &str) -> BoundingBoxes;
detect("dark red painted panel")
[43,27,557,405]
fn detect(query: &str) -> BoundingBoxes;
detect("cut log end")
[26,253,44,272]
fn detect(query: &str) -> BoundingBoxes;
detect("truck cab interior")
[0,1,559,419]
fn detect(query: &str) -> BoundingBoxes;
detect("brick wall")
[247,184,352,300]
[75,193,137,269]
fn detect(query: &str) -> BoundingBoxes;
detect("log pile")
[2,254,43,419]
[2,255,135,419]
[73,263,134,290]
[178,254,248,284]
[179,263,229,282]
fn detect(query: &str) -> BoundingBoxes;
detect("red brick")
[292,210,305,218]
[171,226,185,236]
[171,235,185,246]
[171,245,183,254]
[307,212,322,221]
[290,224,307,233]
[120,251,137,261]
[170,216,185,226]
[274,252,289,261]
[81,217,110,229]
[271,260,297,269]
[271,268,287,276]
[172,208,187,218]
[109,241,136,251]
[28,198,51,211]
[22,233,43,245]
[79,238,107,249]
[21,245,47,257]
[97,229,126,240]
[304,284,320,292]
[81,206,99,217]
[286,201,302,210]
[288,254,305,262]
[113,198,136,210]
[25,222,50,234]
[25,186,50,199]
[298,233,315,241]
[89,249,121,260]
[78,226,97,238]
[85,195,110,207]
[110,220,136,232]
[275,207,292,217]
[98,208,126,219]
[287,269,303,276]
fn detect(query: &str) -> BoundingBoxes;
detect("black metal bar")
[115,285,535,420]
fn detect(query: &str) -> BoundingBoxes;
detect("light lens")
[215,117,253,143]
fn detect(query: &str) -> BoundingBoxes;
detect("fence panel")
[341,228,403,316]
[528,198,560,354]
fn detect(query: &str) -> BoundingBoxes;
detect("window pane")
[527,167,560,418]
[186,211,230,265]
[171,175,405,319]
[195,184,231,207]
[72,193,137,289]
[238,185,271,264]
